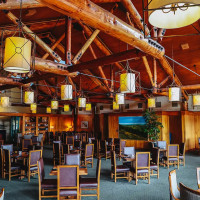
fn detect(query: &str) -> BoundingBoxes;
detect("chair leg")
[177,160,179,169]
[97,187,100,200]
[135,173,137,185]
[148,170,150,184]
[157,168,159,179]
[9,171,11,181]
[28,170,30,182]
[115,172,116,183]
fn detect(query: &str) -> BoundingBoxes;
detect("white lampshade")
[148,0,200,29]
[120,73,135,93]
[61,84,73,100]
[64,104,70,112]
[4,37,32,73]
[46,107,51,113]
[169,87,181,101]
[24,91,34,104]
[78,97,86,108]
[116,93,125,105]
[148,98,156,108]
[30,103,37,111]
[1,97,9,107]
[51,100,58,109]
[193,94,200,106]
[113,101,119,110]
[86,103,92,111]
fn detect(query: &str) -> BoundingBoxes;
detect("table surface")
[49,167,88,176]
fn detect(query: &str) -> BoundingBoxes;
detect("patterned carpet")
[1,146,200,200]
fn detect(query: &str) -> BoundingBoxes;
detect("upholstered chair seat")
[115,165,130,173]
[79,177,98,188]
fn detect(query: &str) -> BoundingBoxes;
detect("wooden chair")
[180,182,200,200]
[53,142,61,166]
[64,154,80,166]
[66,136,74,147]
[80,159,101,200]
[133,152,150,185]
[37,158,57,200]
[61,144,70,163]
[111,151,130,183]
[0,140,4,148]
[82,144,94,168]
[99,141,111,160]
[150,148,160,179]
[0,149,3,178]
[27,149,42,182]
[92,139,99,158]
[57,165,79,200]
[22,139,32,151]
[164,144,179,169]
[0,188,4,200]
[3,149,22,181]
[179,143,185,166]
[169,170,180,200]
[1,144,13,155]
[197,168,200,189]
[81,133,87,143]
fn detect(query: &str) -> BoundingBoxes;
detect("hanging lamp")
[46,107,51,113]
[193,94,200,106]
[86,103,92,111]
[51,100,58,110]
[61,77,73,100]
[148,0,200,29]
[64,104,70,112]
[113,101,119,110]
[78,97,86,108]
[148,97,156,108]
[116,93,125,105]
[1,96,10,107]
[24,90,34,104]
[30,103,37,111]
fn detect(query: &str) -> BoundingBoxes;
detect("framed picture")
[81,121,88,129]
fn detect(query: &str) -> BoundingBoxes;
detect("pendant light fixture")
[24,90,34,104]
[61,77,73,100]
[30,103,37,111]
[113,101,120,110]
[148,97,156,108]
[193,94,200,106]
[1,96,10,107]
[86,103,92,111]
[116,93,125,105]
[78,97,86,108]
[64,104,70,112]
[148,0,200,29]
[51,100,58,110]
[46,107,51,113]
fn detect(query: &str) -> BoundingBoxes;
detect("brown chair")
[53,141,61,166]
[169,170,180,200]
[150,148,160,179]
[80,159,101,200]
[66,136,74,147]
[22,139,32,151]
[133,152,150,185]
[62,144,70,163]
[180,182,200,200]
[92,139,99,158]
[57,165,79,200]
[111,151,130,183]
[27,149,42,182]
[114,138,121,159]
[82,144,94,168]
[99,141,111,160]
[164,144,179,169]
[179,143,185,166]
[1,144,13,155]
[64,154,80,166]
[3,149,22,181]
[197,168,200,189]
[37,158,57,200]
[0,188,4,200]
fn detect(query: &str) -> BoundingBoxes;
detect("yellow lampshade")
[4,37,32,73]
[51,100,58,109]
[1,97,9,107]
[61,84,73,100]
[113,101,119,110]
[30,103,37,111]
[64,104,70,112]
[86,103,92,111]
[120,73,135,93]
[148,98,156,108]
[24,91,34,104]
[32,109,36,113]
[78,97,86,108]
[169,87,181,101]
[148,0,200,29]
[116,93,125,105]
[46,107,51,113]
[193,94,200,106]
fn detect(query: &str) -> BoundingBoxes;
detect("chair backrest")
[114,138,120,146]
[121,140,126,152]
[96,159,101,185]
[111,151,116,171]
[74,140,81,149]
[3,149,10,172]
[38,134,43,142]
[136,152,150,169]
[85,144,94,157]
[64,154,80,166]
[169,170,180,200]
[17,133,22,144]
[151,148,159,165]
[22,139,32,150]
[179,143,185,156]
[32,136,38,143]
[53,142,61,157]
[66,136,74,146]
[1,144,13,154]
[37,158,45,184]
[74,133,80,140]
[62,144,70,155]
[157,141,167,149]
[100,141,106,151]
[29,150,42,166]
[123,147,135,158]
[57,165,79,199]
[197,168,200,189]
[24,134,32,139]
[0,140,4,147]
[107,138,113,145]
[180,182,200,200]
[168,145,179,157]
[0,188,4,200]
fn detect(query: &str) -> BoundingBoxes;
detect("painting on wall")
[119,116,147,140]
[81,121,88,129]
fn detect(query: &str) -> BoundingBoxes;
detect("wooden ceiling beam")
[36,0,164,59]
[68,48,143,72]
[157,76,170,88]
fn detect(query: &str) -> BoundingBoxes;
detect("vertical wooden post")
[22,115,25,136]
[154,58,157,93]
[65,16,72,65]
